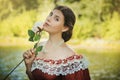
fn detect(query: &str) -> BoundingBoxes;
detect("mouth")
[43,22,50,27]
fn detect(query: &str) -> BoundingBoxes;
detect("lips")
[43,22,50,27]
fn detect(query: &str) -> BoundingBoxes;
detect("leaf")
[29,37,34,42]
[28,30,35,37]
[33,34,41,41]
[35,46,43,55]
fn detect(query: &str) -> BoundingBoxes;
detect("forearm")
[25,63,35,80]
[26,70,35,80]
[23,48,36,80]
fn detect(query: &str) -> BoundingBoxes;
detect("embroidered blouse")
[31,54,91,80]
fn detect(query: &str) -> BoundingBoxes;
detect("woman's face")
[43,9,67,34]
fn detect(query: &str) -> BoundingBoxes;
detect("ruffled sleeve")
[62,55,91,80]
[62,68,90,80]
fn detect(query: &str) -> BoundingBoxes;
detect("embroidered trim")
[31,55,89,75]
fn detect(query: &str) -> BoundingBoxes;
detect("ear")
[62,26,69,32]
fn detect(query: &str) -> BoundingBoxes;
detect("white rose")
[32,22,43,33]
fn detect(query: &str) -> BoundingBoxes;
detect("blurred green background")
[0,0,120,80]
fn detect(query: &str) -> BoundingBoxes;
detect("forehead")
[52,9,64,19]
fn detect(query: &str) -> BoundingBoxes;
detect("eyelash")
[55,18,59,21]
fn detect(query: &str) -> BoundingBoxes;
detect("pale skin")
[23,9,75,80]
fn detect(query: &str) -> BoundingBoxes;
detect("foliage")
[73,18,96,40]
[28,29,43,55]
[0,10,37,37]
[0,0,120,42]
[100,12,120,40]
[65,0,120,41]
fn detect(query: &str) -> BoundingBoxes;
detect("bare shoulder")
[64,44,83,55]
[62,44,76,57]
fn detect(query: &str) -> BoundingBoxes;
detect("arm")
[23,49,35,80]
[26,70,34,80]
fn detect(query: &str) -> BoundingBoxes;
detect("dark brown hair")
[54,5,76,42]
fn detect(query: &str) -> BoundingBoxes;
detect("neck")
[42,33,64,54]
[48,33,64,45]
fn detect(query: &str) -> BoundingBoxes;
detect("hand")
[23,49,36,70]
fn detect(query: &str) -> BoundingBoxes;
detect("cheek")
[53,23,63,30]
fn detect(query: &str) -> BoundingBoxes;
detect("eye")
[55,17,59,21]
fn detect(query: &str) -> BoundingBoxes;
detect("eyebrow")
[55,15,60,18]
[51,11,60,19]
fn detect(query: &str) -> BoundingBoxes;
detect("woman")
[23,5,91,80]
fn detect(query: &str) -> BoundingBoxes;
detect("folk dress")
[31,54,91,80]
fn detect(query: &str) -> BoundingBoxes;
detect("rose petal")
[32,22,43,33]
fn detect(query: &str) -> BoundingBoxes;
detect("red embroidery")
[31,54,89,76]
[35,54,83,65]
[63,59,67,64]
[50,60,55,64]
[67,55,74,60]
[55,59,62,64]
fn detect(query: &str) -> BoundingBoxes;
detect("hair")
[54,5,76,42]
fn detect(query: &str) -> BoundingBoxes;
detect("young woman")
[23,5,91,80]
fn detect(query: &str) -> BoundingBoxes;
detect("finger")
[28,49,32,55]
[27,50,32,58]
[23,52,27,57]
[25,50,30,55]
[30,49,34,54]
[23,53,29,59]
[24,50,31,57]
[31,53,36,60]
[31,48,36,54]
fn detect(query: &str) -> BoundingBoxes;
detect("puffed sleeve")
[61,68,90,80]
[62,55,91,80]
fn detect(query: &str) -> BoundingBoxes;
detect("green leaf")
[28,30,35,37]
[35,46,43,55]
[33,34,41,41]
[29,37,34,42]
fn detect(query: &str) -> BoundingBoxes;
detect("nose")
[46,16,52,22]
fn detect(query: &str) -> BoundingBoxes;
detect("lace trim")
[31,55,89,75]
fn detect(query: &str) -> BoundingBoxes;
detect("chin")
[43,28,50,32]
